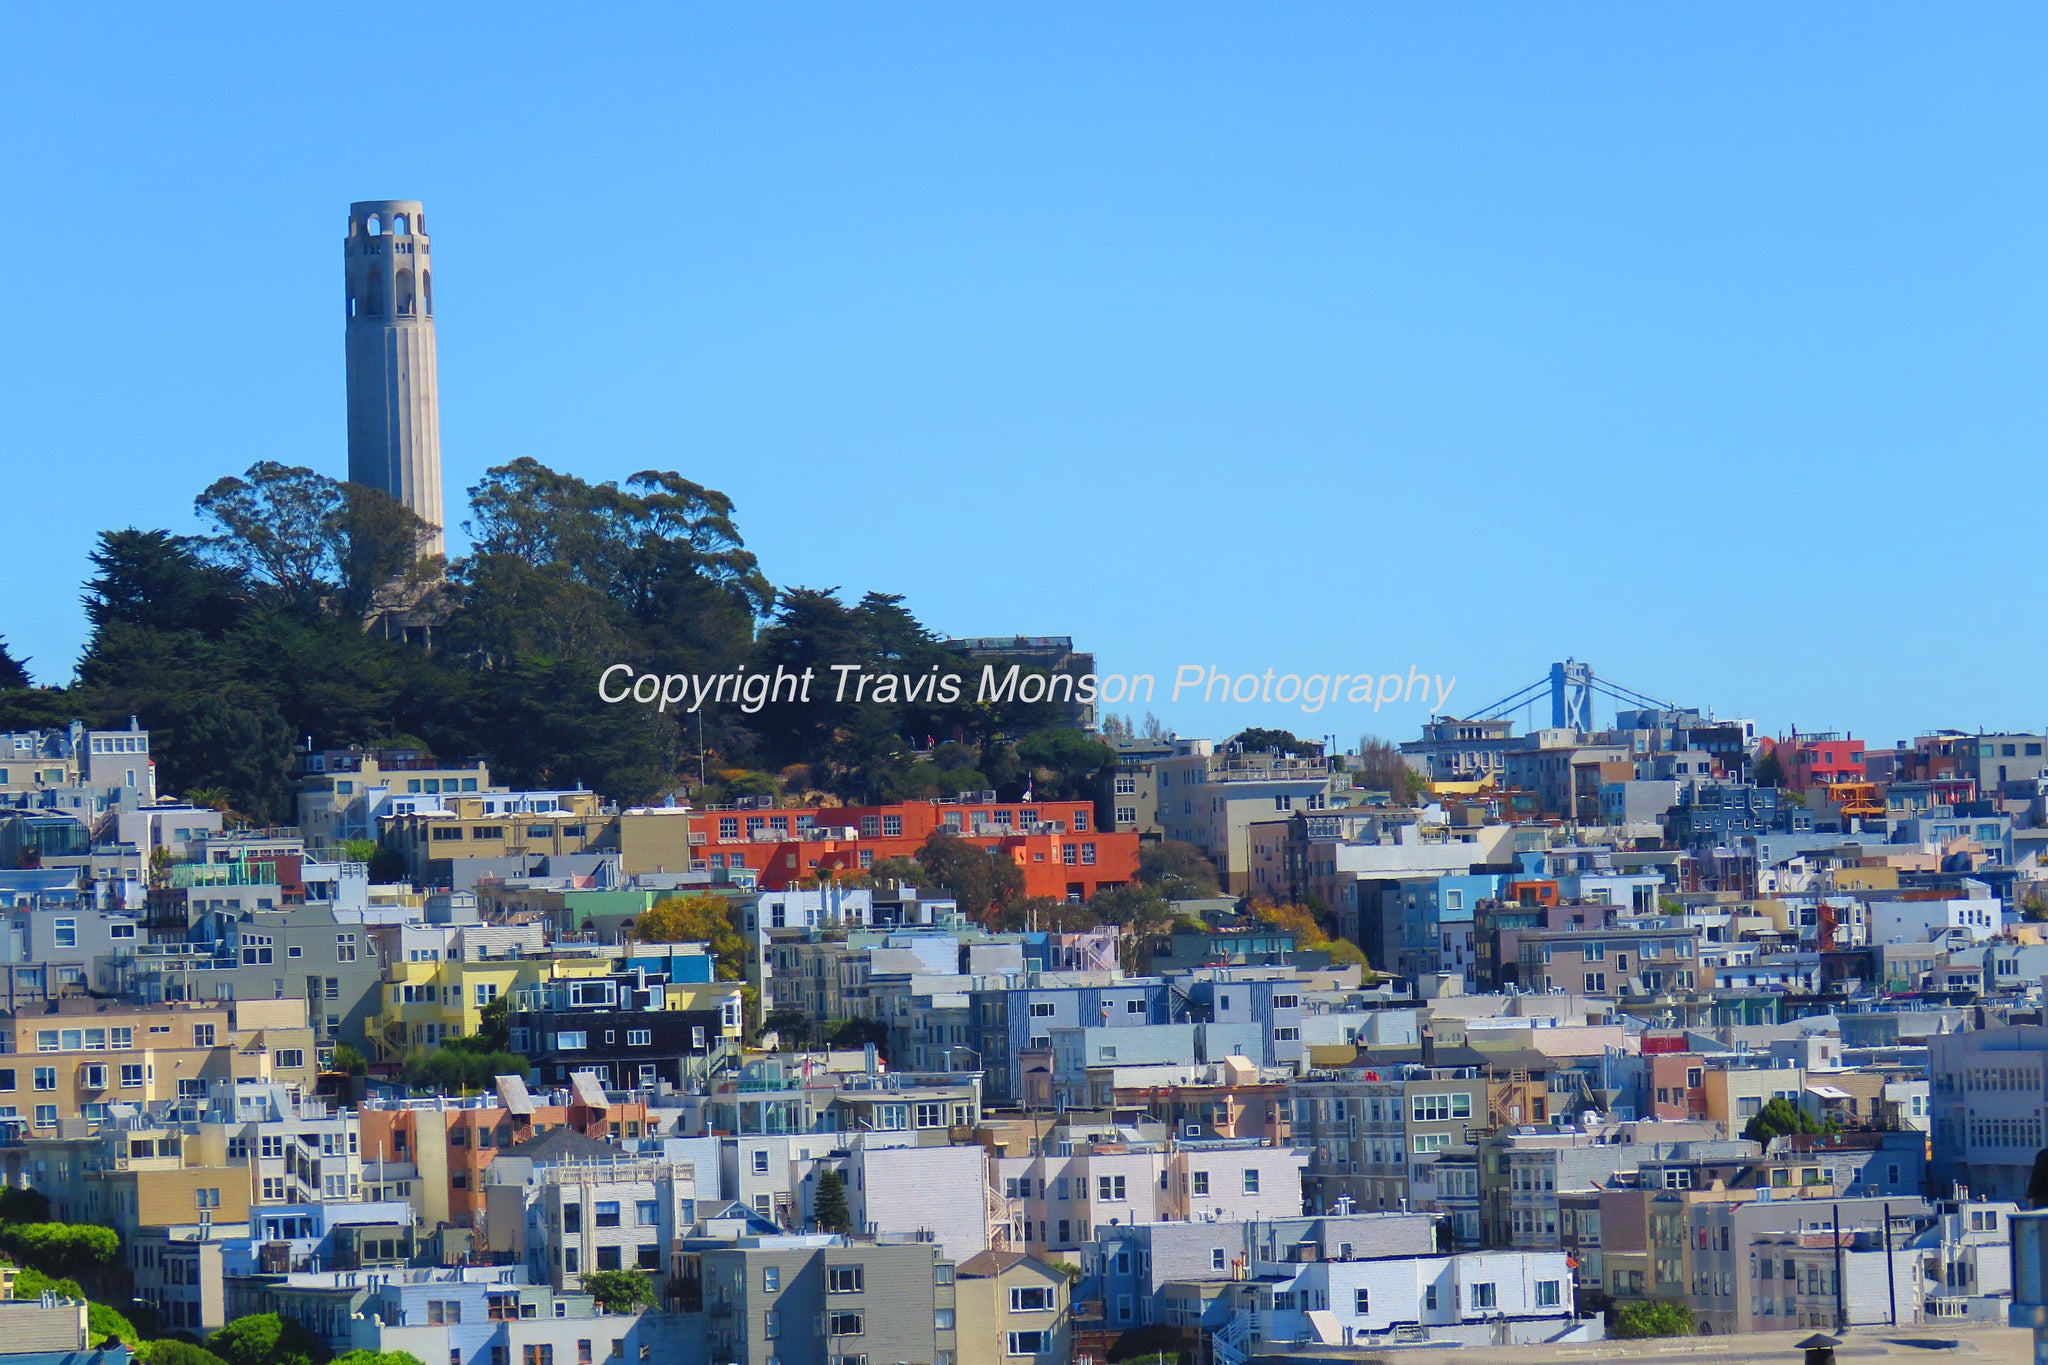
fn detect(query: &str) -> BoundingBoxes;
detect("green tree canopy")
[867,855,927,886]
[1742,1096,1832,1144]
[813,1169,851,1234]
[1089,883,1168,927]
[82,528,246,639]
[762,1007,815,1050]
[1015,727,1115,801]
[988,896,1102,933]
[1610,1299,1696,1339]
[0,1221,120,1280]
[156,693,296,825]
[209,1312,330,1365]
[0,1185,51,1224]
[579,1270,658,1315]
[194,461,440,617]
[138,1342,231,1365]
[89,1301,140,1347]
[0,637,31,690]
[401,1044,528,1096]
[916,831,1024,919]
[452,459,766,670]
[11,1268,85,1300]
[33,455,1126,821]
[1137,840,1221,899]
[1231,728,1321,757]
[826,1019,889,1055]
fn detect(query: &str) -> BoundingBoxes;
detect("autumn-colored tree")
[1322,938,1370,970]
[1250,899,1321,942]
[1247,898,1373,976]
[636,892,746,980]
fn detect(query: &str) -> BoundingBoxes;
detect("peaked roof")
[957,1249,1057,1279]
[501,1125,617,1163]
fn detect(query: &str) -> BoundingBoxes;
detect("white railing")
[1211,1310,1251,1365]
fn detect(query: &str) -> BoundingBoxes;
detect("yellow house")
[668,981,748,1039]
[372,952,617,1061]
[1834,866,1899,892]
[1701,1065,1806,1134]
[954,1250,1072,1365]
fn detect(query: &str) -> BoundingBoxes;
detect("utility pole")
[1882,1202,1898,1327]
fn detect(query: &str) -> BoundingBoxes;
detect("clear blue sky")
[5,6,2044,748]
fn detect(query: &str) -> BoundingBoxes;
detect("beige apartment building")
[0,998,316,1131]
[1153,741,1350,894]
[297,749,498,844]
[618,806,698,877]
[381,791,610,883]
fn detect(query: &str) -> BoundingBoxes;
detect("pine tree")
[814,1168,851,1234]
[0,636,28,690]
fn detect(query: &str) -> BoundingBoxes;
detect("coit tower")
[344,199,444,558]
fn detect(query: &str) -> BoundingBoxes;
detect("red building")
[1773,733,1866,791]
[690,798,1138,902]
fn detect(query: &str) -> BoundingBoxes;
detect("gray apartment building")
[1957,733,2048,796]
[972,978,1174,1105]
[1488,1125,1752,1251]
[120,905,388,1050]
[1682,1194,1935,1334]
[1929,1025,2048,1202]
[1291,1066,1492,1217]
[3,906,142,999]
[1516,923,1702,1000]
[694,1237,957,1365]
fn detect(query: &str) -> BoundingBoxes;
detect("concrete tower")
[344,199,444,558]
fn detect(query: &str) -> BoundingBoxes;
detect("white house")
[1217,1249,1590,1357]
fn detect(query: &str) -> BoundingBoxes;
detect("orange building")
[358,1079,650,1232]
[684,798,1138,901]
[1644,1049,1707,1121]
[1504,878,1561,907]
